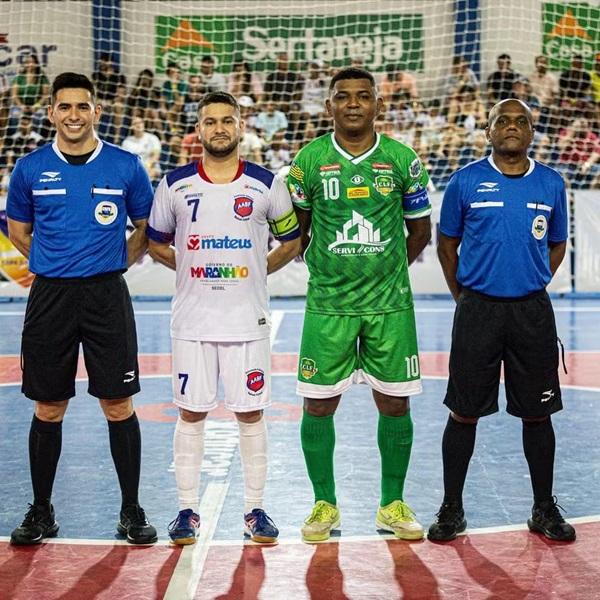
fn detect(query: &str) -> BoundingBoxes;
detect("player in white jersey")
[148,91,301,544]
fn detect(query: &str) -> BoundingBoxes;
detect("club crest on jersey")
[374,175,394,196]
[187,234,200,250]
[94,201,118,225]
[409,158,422,179]
[300,357,318,380]
[246,369,265,394]
[532,215,547,240]
[234,195,253,220]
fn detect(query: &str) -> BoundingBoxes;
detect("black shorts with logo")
[21,272,140,401]
[444,288,562,418]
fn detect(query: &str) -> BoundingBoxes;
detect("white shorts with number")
[171,337,271,413]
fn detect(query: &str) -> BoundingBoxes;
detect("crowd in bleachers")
[1,51,600,193]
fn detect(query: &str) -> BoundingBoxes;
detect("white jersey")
[148,160,299,342]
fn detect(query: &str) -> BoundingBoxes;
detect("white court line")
[163,482,230,600]
[5,513,596,549]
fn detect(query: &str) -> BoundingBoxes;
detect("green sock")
[378,413,414,507]
[301,410,336,505]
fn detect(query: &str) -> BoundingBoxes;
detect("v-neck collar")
[331,132,381,165]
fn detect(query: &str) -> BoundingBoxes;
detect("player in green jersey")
[288,67,432,542]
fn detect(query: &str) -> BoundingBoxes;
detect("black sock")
[442,415,477,506]
[107,413,141,509]
[522,418,555,504]
[29,415,62,508]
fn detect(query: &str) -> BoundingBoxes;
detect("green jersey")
[288,132,431,315]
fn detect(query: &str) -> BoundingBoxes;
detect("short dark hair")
[498,53,511,60]
[329,67,376,91]
[51,72,95,104]
[197,91,239,114]
[201,55,215,63]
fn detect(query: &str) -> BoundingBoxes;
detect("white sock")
[173,416,205,514]
[238,417,268,514]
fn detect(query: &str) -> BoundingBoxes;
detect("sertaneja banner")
[155,14,424,74]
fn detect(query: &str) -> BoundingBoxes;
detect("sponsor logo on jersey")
[244,184,264,194]
[200,236,252,250]
[300,357,318,379]
[372,163,393,170]
[289,163,304,182]
[289,182,306,201]
[39,171,61,182]
[319,163,341,176]
[532,214,548,240]
[187,234,200,250]
[94,201,118,225]
[190,265,249,278]
[184,193,202,200]
[246,369,265,394]
[233,196,254,220]
[477,182,500,192]
[175,183,193,193]
[409,158,422,179]
[351,174,365,185]
[328,210,390,255]
[347,186,370,199]
[374,175,394,196]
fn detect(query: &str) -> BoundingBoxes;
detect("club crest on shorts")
[234,196,254,220]
[300,357,318,380]
[531,214,547,240]
[95,201,118,225]
[246,369,265,394]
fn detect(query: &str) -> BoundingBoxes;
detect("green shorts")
[297,310,422,399]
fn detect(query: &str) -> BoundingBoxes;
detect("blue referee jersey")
[7,140,153,278]
[440,156,568,297]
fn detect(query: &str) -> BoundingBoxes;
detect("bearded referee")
[7,72,157,545]
[429,99,575,542]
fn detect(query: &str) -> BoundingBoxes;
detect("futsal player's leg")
[359,310,424,539]
[297,313,358,542]
[168,339,217,545]
[221,339,278,543]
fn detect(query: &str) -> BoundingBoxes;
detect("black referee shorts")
[21,272,140,402]
[444,288,562,419]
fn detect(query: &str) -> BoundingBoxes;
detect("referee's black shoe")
[527,497,576,542]
[427,500,467,541]
[10,503,60,545]
[117,504,158,544]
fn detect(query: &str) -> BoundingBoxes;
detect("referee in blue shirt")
[428,99,575,542]
[7,73,157,545]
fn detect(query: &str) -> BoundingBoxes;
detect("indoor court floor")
[0,296,598,599]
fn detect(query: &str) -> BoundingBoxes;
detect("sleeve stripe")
[404,206,432,220]
[146,225,174,244]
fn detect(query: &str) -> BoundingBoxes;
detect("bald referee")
[7,72,156,545]
[429,99,575,543]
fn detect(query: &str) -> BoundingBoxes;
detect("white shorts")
[171,337,271,413]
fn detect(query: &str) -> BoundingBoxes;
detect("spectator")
[121,116,162,181]
[442,56,480,99]
[238,95,258,130]
[264,53,303,111]
[300,61,328,119]
[419,99,448,149]
[3,113,42,164]
[447,85,486,134]
[8,54,50,136]
[97,83,128,144]
[559,55,591,102]
[228,59,262,102]
[199,55,227,93]
[380,64,418,105]
[511,78,540,107]
[557,117,600,188]
[160,134,184,172]
[128,69,162,114]
[181,130,203,164]
[264,131,290,172]
[528,55,559,108]
[161,62,187,108]
[91,52,126,103]
[181,75,205,133]
[0,70,10,136]
[589,53,600,104]
[486,53,520,106]
[255,101,288,142]
[239,126,264,164]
